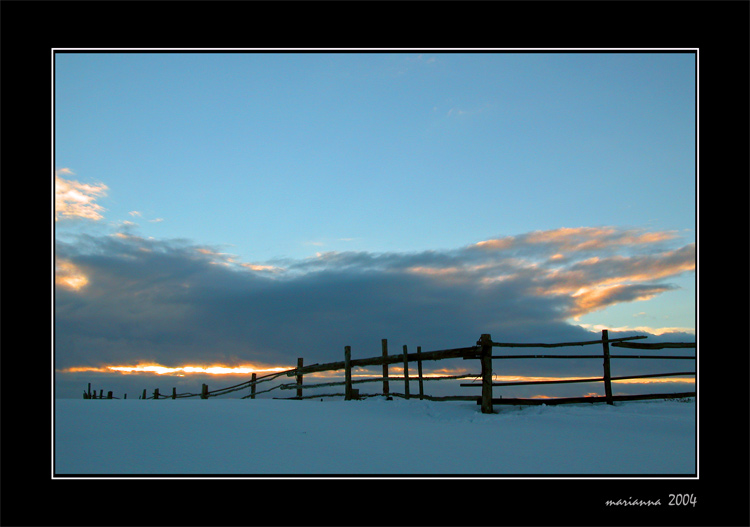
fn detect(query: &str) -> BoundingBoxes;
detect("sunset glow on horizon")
[59,364,694,387]
[62,364,292,376]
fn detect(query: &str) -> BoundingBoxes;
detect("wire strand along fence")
[83,330,696,413]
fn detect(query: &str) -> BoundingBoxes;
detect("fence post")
[479,334,494,414]
[402,345,410,399]
[201,383,208,399]
[172,387,177,400]
[250,373,257,399]
[153,388,160,399]
[107,391,113,399]
[382,339,390,399]
[417,346,424,400]
[142,389,146,400]
[602,329,613,405]
[88,383,92,399]
[344,346,353,400]
[296,358,304,399]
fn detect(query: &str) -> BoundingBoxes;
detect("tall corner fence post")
[344,345,352,400]
[402,345,410,399]
[296,357,304,399]
[479,334,494,414]
[602,329,613,405]
[382,339,390,399]
[417,346,424,400]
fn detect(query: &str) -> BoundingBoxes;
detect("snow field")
[54,397,696,475]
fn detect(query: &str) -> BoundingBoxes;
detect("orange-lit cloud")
[55,257,89,291]
[55,170,108,221]
[473,226,678,255]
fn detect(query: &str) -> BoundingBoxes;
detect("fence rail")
[83,330,695,413]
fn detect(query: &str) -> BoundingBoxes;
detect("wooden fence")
[83,330,696,413]
[460,330,696,413]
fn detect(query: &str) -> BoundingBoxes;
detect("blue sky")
[54,51,696,396]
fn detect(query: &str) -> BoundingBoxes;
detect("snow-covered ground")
[53,396,696,476]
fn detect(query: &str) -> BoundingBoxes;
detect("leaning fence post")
[382,339,390,399]
[402,345,410,399]
[479,334,494,414]
[602,329,613,405]
[296,358,304,399]
[344,346,353,400]
[250,373,257,399]
[417,346,424,400]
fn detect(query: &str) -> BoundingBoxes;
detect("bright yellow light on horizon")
[61,363,291,375]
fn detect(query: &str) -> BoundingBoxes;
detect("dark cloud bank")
[54,230,695,398]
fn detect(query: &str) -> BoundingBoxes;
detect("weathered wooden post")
[201,383,209,399]
[602,329,613,405]
[296,358,304,399]
[344,346,353,400]
[142,389,147,400]
[153,388,160,399]
[172,387,177,400]
[402,345,410,399]
[250,373,257,399]
[417,346,424,400]
[382,339,390,399]
[99,389,104,399]
[479,334,494,414]
[107,391,113,399]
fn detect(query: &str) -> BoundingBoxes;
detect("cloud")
[55,170,108,221]
[54,226,695,381]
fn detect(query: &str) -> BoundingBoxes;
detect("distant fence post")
[479,334,494,414]
[382,339,390,399]
[172,387,177,400]
[201,383,208,399]
[296,358,304,399]
[142,389,146,400]
[250,373,257,399]
[344,345,353,400]
[153,388,160,399]
[88,383,92,399]
[107,391,113,399]
[402,345,410,399]
[602,329,613,405]
[417,346,424,400]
